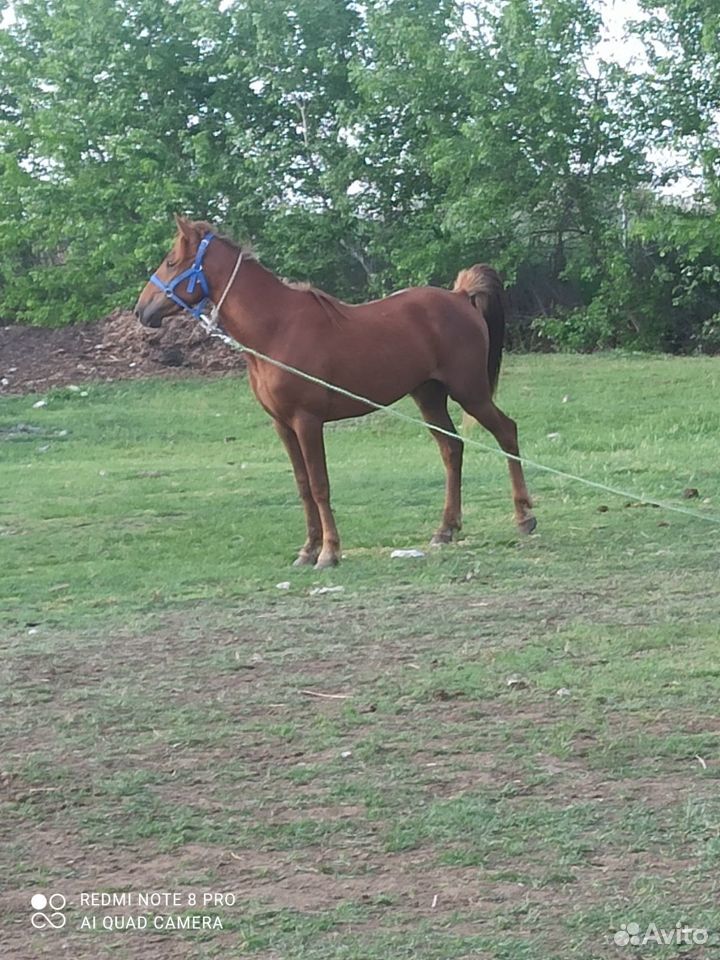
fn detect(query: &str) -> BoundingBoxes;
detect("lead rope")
[207,250,243,326]
[198,264,720,527]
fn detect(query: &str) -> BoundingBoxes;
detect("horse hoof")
[431,525,458,545]
[293,554,316,567]
[518,516,537,535]
[313,554,339,570]
[430,532,453,546]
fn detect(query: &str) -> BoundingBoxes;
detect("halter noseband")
[150,233,215,319]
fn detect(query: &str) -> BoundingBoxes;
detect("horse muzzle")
[134,297,168,328]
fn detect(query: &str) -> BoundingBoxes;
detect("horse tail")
[453,264,506,395]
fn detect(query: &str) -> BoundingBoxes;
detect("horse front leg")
[292,415,341,569]
[273,419,323,566]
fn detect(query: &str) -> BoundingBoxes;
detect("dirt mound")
[0,310,244,396]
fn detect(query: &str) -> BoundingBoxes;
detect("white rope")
[208,250,244,325]
[199,310,720,526]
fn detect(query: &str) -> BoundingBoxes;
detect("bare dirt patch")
[0,311,243,396]
[5,598,719,957]
[3,491,719,959]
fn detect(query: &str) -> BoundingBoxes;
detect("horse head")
[134,216,214,327]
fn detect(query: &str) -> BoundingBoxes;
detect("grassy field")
[1,353,720,959]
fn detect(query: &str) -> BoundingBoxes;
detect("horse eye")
[166,257,177,268]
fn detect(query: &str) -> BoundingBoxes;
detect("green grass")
[1,354,720,959]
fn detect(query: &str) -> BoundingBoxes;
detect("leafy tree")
[0,0,239,323]
[0,0,717,353]
[220,0,366,294]
[613,0,720,351]
[344,0,650,338]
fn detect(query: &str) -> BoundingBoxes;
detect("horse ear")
[174,214,193,239]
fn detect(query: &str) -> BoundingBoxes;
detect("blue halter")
[150,233,215,319]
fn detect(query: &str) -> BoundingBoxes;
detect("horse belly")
[324,340,436,420]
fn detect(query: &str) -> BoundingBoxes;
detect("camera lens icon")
[30,892,67,929]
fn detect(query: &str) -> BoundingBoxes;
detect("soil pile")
[0,310,243,395]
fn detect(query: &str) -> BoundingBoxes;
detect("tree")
[0,0,241,323]
[0,0,717,352]
[0,0,369,323]
[605,0,720,351]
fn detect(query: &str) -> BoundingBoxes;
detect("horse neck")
[206,246,291,349]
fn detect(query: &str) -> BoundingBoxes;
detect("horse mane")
[283,281,353,323]
[187,220,256,260]
[186,219,349,321]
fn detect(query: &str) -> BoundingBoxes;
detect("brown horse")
[134,216,536,568]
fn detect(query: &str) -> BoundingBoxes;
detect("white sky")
[597,0,649,67]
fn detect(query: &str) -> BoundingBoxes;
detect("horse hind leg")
[411,381,464,544]
[460,398,536,535]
